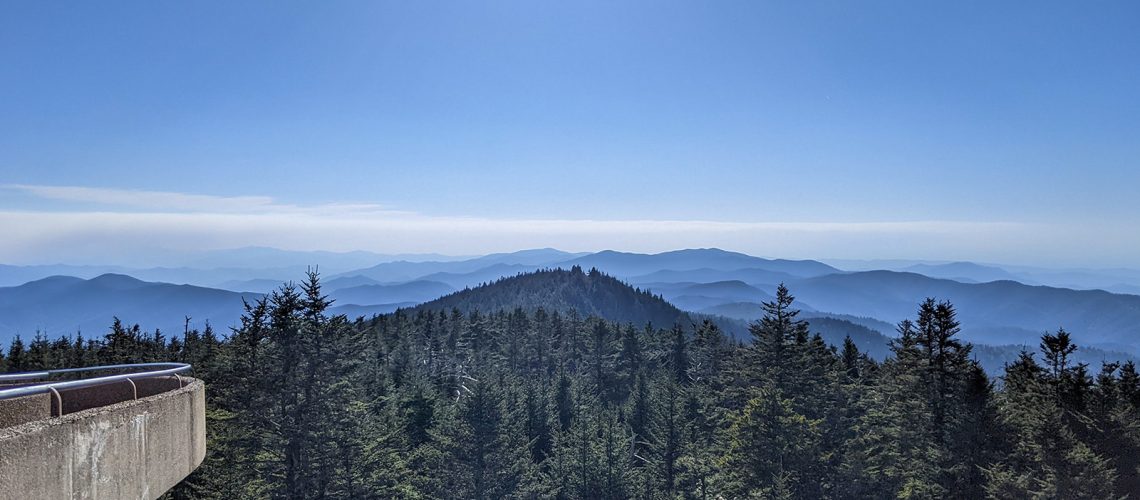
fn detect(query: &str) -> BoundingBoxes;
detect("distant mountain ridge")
[900,262,1023,284]
[415,267,689,328]
[328,248,840,289]
[0,274,259,345]
[7,248,1140,359]
[637,280,778,313]
[4,261,1139,376]
[9,248,1140,295]
[560,248,839,278]
[786,271,1140,350]
[330,249,582,283]
[331,280,455,306]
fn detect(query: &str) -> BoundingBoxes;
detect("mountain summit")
[415,266,689,327]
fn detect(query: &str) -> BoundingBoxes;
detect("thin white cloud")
[3,184,1128,267]
[0,183,1012,233]
[0,184,405,216]
[3,184,277,212]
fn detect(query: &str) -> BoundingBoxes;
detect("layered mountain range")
[3,247,1140,373]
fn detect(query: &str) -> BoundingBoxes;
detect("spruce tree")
[7,335,25,372]
[844,319,944,498]
[983,349,1117,498]
[669,323,689,384]
[748,284,809,386]
[718,386,822,498]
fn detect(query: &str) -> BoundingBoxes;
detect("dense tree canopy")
[5,269,1139,499]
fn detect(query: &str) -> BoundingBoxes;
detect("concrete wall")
[0,392,50,429]
[0,379,206,500]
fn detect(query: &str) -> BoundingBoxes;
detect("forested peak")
[414,267,689,328]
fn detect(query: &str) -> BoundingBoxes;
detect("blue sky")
[2,1,1139,266]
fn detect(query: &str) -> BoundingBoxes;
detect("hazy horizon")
[1,188,1138,269]
[3,241,1138,275]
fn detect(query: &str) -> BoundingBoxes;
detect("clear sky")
[2,1,1139,266]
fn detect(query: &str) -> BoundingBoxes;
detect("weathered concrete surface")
[0,378,205,499]
[0,393,50,429]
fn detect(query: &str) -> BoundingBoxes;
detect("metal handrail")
[0,363,192,401]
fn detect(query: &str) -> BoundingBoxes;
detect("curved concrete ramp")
[0,378,205,499]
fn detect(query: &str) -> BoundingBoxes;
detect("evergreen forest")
[3,267,1138,499]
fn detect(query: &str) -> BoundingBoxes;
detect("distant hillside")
[468,248,590,267]
[0,274,258,344]
[638,281,776,313]
[699,301,769,320]
[1107,284,1140,295]
[805,317,896,360]
[788,270,1140,350]
[332,249,579,283]
[561,248,838,279]
[330,302,415,318]
[901,262,1022,284]
[0,264,122,287]
[330,280,455,305]
[800,312,898,337]
[216,278,288,293]
[1003,266,1140,291]
[0,263,319,290]
[415,267,689,327]
[628,267,798,286]
[415,263,538,289]
[323,275,383,291]
[672,280,770,300]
